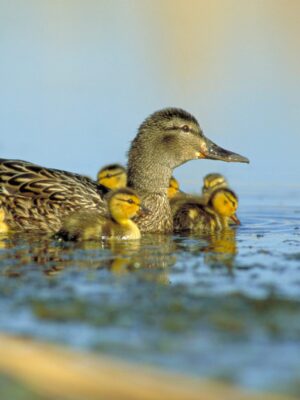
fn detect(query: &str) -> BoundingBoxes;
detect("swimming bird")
[58,188,144,241]
[0,108,249,233]
[97,164,127,194]
[202,173,229,203]
[173,187,240,232]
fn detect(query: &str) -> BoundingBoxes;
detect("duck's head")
[209,188,240,225]
[129,108,249,170]
[167,176,180,199]
[202,173,228,194]
[108,188,146,222]
[97,164,127,190]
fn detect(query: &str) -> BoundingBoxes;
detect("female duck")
[58,188,143,241]
[173,187,240,232]
[0,108,249,233]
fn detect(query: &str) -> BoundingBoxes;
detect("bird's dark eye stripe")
[103,171,123,179]
[164,126,181,131]
[116,197,137,205]
[164,126,201,136]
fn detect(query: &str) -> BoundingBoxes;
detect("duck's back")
[0,159,106,232]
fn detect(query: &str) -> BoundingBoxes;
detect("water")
[0,199,300,396]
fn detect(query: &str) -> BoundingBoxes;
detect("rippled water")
[0,199,300,396]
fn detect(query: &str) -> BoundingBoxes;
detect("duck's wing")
[0,159,107,231]
[0,159,105,208]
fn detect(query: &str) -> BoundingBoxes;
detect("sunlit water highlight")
[0,198,300,396]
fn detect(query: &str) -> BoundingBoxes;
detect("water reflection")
[175,228,238,273]
[0,227,238,281]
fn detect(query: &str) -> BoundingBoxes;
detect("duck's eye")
[223,200,228,205]
[127,199,134,204]
[181,125,190,132]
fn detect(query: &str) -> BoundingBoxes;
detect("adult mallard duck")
[0,108,249,233]
[173,187,240,232]
[58,188,143,241]
[96,164,127,194]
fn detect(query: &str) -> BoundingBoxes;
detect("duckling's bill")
[230,214,241,225]
[196,136,249,164]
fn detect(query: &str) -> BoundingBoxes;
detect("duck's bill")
[230,214,241,225]
[198,137,250,163]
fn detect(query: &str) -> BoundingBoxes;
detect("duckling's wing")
[57,210,107,241]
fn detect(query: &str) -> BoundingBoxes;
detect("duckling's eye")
[223,200,228,205]
[127,199,134,204]
[181,125,190,132]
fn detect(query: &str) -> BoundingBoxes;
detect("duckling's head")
[167,176,180,199]
[97,164,127,190]
[108,188,143,222]
[209,188,240,224]
[127,108,249,191]
[202,173,228,193]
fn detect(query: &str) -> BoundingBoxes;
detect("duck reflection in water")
[0,230,177,284]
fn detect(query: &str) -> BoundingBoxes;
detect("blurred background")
[0,0,299,200]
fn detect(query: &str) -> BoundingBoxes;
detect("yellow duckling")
[97,164,127,192]
[202,173,229,203]
[167,176,180,199]
[58,188,144,241]
[173,188,240,232]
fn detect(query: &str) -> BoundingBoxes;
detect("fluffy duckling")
[173,188,240,232]
[167,176,180,199]
[97,164,127,193]
[58,188,144,241]
[202,173,228,203]
[0,108,248,233]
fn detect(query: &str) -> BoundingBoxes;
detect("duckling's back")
[173,201,215,232]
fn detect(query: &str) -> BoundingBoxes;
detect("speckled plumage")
[0,159,106,232]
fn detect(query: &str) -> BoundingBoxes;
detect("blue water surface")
[0,192,300,396]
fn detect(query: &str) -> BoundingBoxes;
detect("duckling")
[167,176,180,199]
[97,164,127,194]
[173,188,240,232]
[58,188,143,241]
[0,108,249,233]
[202,173,228,194]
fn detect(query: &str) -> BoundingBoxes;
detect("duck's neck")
[127,160,172,195]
